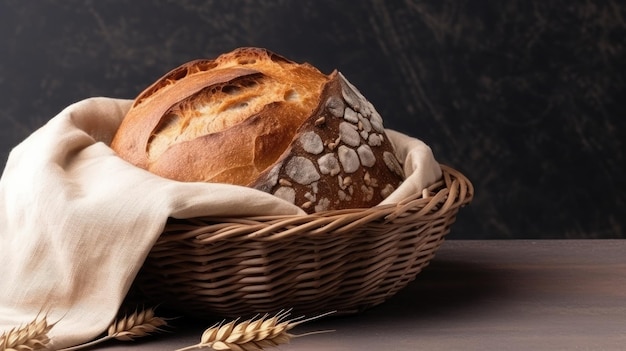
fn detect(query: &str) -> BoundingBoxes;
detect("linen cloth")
[0,97,441,349]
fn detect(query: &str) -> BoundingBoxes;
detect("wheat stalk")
[58,307,168,351]
[0,313,54,351]
[176,310,334,351]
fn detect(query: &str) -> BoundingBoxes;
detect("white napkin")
[0,97,441,349]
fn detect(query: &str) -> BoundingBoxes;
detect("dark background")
[0,0,623,239]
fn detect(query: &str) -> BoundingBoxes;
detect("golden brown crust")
[111,47,405,212]
[111,66,261,169]
[111,47,329,184]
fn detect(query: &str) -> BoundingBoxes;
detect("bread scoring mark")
[151,113,181,137]
[140,47,329,173]
[222,100,250,111]
[237,58,256,65]
[134,59,218,107]
[221,84,242,95]
[147,73,268,160]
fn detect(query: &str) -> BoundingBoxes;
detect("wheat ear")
[0,313,54,351]
[176,309,334,351]
[58,307,168,351]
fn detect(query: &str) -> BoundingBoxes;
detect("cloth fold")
[0,97,440,349]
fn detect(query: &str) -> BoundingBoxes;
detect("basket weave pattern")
[136,165,473,317]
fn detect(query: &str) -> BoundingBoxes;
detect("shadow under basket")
[135,164,473,318]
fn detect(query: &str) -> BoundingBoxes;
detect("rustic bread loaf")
[111,47,405,213]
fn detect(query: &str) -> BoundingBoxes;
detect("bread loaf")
[111,47,405,213]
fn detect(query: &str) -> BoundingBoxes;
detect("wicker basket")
[135,164,473,317]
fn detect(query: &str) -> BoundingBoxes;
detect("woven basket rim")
[159,164,473,243]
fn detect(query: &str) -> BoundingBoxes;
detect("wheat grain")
[58,307,168,351]
[107,307,167,341]
[177,310,334,351]
[0,314,53,351]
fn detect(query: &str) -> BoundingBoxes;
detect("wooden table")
[97,240,626,350]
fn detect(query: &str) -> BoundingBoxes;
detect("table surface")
[95,240,626,350]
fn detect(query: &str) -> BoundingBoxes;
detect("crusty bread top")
[110,47,330,185]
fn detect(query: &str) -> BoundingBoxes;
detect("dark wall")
[1,0,624,239]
